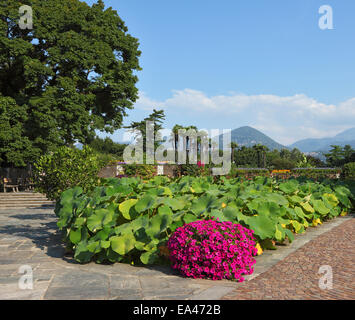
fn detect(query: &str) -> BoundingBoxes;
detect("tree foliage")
[325,145,355,167]
[88,136,127,159]
[0,0,141,167]
[0,96,35,166]
[124,109,166,151]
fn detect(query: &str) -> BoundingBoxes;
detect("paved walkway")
[0,208,353,300]
[223,216,355,300]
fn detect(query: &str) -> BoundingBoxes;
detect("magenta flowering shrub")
[167,220,258,281]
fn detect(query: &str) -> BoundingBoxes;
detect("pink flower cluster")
[197,161,205,168]
[167,220,257,281]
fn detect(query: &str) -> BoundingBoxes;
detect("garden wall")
[98,163,342,180]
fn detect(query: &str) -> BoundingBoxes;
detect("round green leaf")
[135,195,155,213]
[140,251,159,265]
[119,199,138,220]
[110,234,136,255]
[69,228,81,245]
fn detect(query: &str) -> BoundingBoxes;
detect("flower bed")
[168,220,257,281]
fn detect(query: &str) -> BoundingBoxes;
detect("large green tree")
[0,0,141,167]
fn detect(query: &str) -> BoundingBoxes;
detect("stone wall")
[98,163,179,178]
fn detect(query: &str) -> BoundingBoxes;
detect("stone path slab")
[0,208,353,300]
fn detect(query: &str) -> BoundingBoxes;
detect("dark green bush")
[33,146,107,200]
[271,158,296,170]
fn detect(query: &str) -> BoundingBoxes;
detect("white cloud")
[133,92,161,111]
[133,89,355,145]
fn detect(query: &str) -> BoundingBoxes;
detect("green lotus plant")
[55,175,354,265]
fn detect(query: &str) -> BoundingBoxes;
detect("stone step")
[0,192,46,197]
[0,197,50,201]
[0,192,55,208]
[0,205,55,209]
[0,201,55,208]
[0,198,51,202]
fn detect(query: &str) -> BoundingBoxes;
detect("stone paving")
[0,208,353,300]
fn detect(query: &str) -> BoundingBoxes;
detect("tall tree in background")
[0,0,141,167]
[325,145,355,167]
[229,142,238,164]
[253,144,268,168]
[343,144,355,163]
[171,124,184,162]
[124,109,166,152]
[88,137,127,158]
[325,145,345,167]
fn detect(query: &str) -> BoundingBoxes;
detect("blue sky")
[85,0,355,145]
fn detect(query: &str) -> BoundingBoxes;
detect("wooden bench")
[2,178,19,192]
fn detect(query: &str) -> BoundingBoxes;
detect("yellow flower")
[281,224,286,228]
[190,187,195,193]
[222,202,227,208]
[340,210,348,216]
[312,218,322,227]
[255,243,263,255]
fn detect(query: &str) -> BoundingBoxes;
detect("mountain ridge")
[218,126,287,150]
[289,127,355,152]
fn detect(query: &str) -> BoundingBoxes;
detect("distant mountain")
[289,128,355,153]
[333,127,355,141]
[218,126,287,150]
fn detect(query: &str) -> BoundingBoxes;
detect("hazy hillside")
[289,128,355,152]
[218,126,287,150]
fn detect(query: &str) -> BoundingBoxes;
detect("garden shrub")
[124,163,157,179]
[343,162,355,180]
[33,146,106,200]
[229,168,270,178]
[291,168,341,179]
[270,158,296,170]
[179,163,209,176]
[167,220,257,281]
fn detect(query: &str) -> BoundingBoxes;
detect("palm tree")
[253,144,268,168]
[171,124,184,162]
[229,142,239,165]
[184,125,198,164]
[196,130,209,162]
